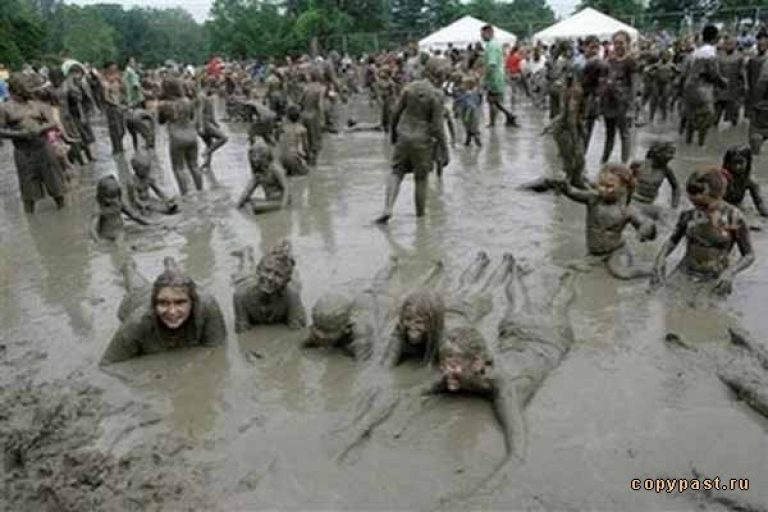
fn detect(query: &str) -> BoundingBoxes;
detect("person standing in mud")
[647,50,677,123]
[101,257,226,365]
[374,67,398,134]
[629,141,680,220]
[62,61,95,162]
[0,73,67,213]
[747,34,768,154]
[278,104,309,177]
[101,61,126,155]
[543,68,585,188]
[231,241,307,333]
[198,77,228,176]
[158,77,203,195]
[374,60,449,224]
[652,167,755,295]
[600,30,636,164]
[746,33,768,121]
[481,26,518,128]
[125,104,156,152]
[581,36,606,151]
[721,146,768,217]
[300,68,325,166]
[680,25,726,146]
[123,57,143,109]
[714,36,744,128]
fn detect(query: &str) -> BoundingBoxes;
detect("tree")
[576,0,643,20]
[0,0,46,68]
[391,0,430,38]
[59,6,117,65]
[496,0,556,38]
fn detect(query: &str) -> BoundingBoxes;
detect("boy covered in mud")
[303,293,374,361]
[237,123,290,214]
[553,163,657,279]
[127,152,179,216]
[231,241,307,333]
[90,175,151,242]
[629,141,680,220]
[101,257,226,364]
[199,77,229,175]
[542,68,585,188]
[652,168,755,295]
[457,74,482,147]
[278,105,309,177]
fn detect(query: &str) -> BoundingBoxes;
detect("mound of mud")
[1,376,210,512]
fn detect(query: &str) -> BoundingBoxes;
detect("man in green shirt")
[481,25,518,127]
[123,57,143,108]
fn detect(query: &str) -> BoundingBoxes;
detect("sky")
[69,0,581,24]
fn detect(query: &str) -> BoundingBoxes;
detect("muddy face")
[256,261,290,295]
[728,154,747,176]
[612,35,627,58]
[596,172,623,204]
[155,286,192,329]
[686,183,718,211]
[401,305,427,345]
[440,355,492,392]
[309,323,348,347]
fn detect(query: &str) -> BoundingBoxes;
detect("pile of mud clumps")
[1,371,211,511]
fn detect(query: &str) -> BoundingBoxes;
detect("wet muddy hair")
[601,163,636,204]
[8,73,32,100]
[686,167,727,199]
[286,104,301,122]
[722,146,752,176]
[96,175,122,201]
[440,326,491,363]
[257,240,296,279]
[151,257,198,312]
[311,293,354,336]
[398,290,445,366]
[161,77,184,100]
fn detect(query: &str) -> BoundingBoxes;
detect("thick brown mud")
[1,98,768,510]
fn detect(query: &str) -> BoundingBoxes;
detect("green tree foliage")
[576,0,644,19]
[0,0,46,68]
[58,5,118,65]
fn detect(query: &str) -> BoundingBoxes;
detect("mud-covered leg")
[336,387,401,464]
[479,252,516,293]
[717,327,768,419]
[457,251,491,289]
[121,257,150,293]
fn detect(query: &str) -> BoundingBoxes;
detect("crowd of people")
[2,20,767,466]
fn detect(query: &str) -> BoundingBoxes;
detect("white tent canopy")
[533,8,639,45]
[418,15,517,52]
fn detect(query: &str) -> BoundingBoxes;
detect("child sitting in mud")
[278,105,309,177]
[553,163,657,279]
[127,152,179,216]
[90,175,151,243]
[237,123,290,214]
[652,167,755,296]
[721,146,768,218]
[231,242,307,333]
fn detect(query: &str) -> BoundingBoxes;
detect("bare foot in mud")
[374,213,391,225]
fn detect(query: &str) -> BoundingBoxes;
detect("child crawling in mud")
[90,175,151,243]
[553,163,657,279]
[101,257,226,364]
[127,152,179,216]
[339,253,576,467]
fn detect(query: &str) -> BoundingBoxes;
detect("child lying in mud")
[231,241,307,333]
[127,152,179,216]
[101,257,226,364]
[652,167,755,296]
[553,163,657,279]
[338,253,577,467]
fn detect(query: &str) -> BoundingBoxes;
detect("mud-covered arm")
[89,209,101,241]
[349,318,375,361]
[121,202,151,225]
[381,327,404,368]
[628,207,657,241]
[653,211,688,275]
[663,165,681,208]
[492,377,527,460]
[286,283,307,329]
[389,90,407,144]
[728,212,756,278]
[201,295,227,346]
[554,180,595,204]
[430,96,449,159]
[0,107,33,140]
[237,176,259,209]
[443,109,455,146]
[149,179,171,202]
[233,286,252,334]
[100,316,144,365]
[273,164,291,209]
[747,178,768,217]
